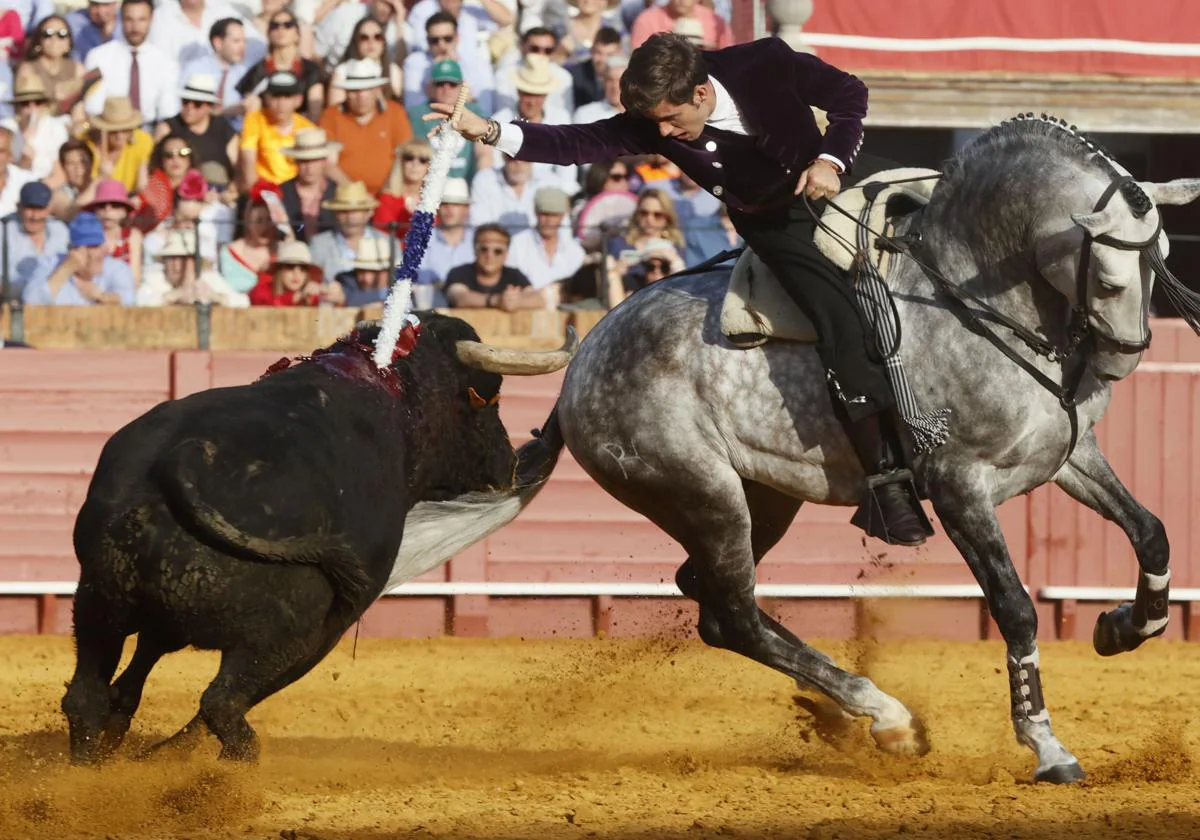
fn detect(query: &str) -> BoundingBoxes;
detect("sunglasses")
[525,44,555,54]
[16,99,47,108]
[357,31,384,42]
[433,80,460,89]
[642,259,671,273]
[269,18,297,29]
[476,245,506,255]
[402,153,431,164]
[637,209,666,220]
[163,148,193,159]
[427,34,454,44]
[607,171,628,181]
[92,201,129,212]
[41,27,69,39]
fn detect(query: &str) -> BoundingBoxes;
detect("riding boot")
[841,412,934,547]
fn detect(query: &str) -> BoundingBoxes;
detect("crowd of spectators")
[0,0,741,312]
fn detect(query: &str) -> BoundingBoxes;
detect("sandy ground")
[2,632,1199,840]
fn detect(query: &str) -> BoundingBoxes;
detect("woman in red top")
[372,139,431,237]
[249,239,343,306]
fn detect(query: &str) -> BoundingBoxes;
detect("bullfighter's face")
[643,82,714,142]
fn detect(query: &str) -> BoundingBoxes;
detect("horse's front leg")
[931,474,1085,784]
[1054,430,1170,655]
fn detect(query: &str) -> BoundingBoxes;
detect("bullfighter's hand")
[795,159,841,200]
[424,98,489,141]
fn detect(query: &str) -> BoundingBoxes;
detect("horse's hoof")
[1093,607,1128,656]
[872,718,930,757]
[1034,762,1086,784]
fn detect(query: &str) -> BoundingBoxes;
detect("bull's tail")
[384,408,566,591]
[157,440,373,614]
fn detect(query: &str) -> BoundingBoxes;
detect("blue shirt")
[418,228,473,286]
[22,253,135,305]
[182,53,257,131]
[675,188,734,265]
[67,8,121,62]
[2,217,69,301]
[308,229,395,284]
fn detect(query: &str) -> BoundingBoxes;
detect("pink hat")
[85,179,134,211]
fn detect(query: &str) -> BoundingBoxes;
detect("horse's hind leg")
[1054,431,1170,655]
[931,475,1083,784]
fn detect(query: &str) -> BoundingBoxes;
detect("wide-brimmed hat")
[510,54,559,96]
[352,237,398,271]
[322,180,379,211]
[84,179,135,212]
[274,240,313,267]
[180,73,219,104]
[8,73,48,104]
[672,16,707,45]
[157,229,196,259]
[265,70,304,97]
[339,58,387,91]
[283,127,342,161]
[91,97,143,131]
[442,177,469,204]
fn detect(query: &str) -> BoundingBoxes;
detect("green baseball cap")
[431,59,463,84]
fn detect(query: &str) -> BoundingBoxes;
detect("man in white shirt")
[148,0,262,69]
[403,11,495,115]
[404,0,513,58]
[1,76,69,181]
[493,27,573,116]
[181,17,261,122]
[507,186,583,299]
[85,0,181,127]
[572,54,625,124]
[416,177,471,298]
[0,129,33,220]
[470,155,550,230]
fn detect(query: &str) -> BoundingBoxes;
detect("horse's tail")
[515,406,566,499]
[157,439,373,613]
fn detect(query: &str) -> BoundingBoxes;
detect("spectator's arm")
[311,0,344,27]
[445,282,492,308]
[478,0,514,27]
[498,283,545,310]
[305,82,325,123]
[226,133,239,169]
[127,229,143,287]
[239,147,258,190]
[153,121,171,142]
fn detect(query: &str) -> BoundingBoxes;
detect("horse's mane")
[939,113,1153,218]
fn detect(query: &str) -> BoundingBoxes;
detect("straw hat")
[156,229,196,259]
[284,127,343,161]
[91,97,143,131]
[322,180,379,211]
[180,73,220,104]
[338,58,388,91]
[672,17,707,45]
[7,72,48,104]
[274,240,313,266]
[352,237,398,271]
[510,53,560,96]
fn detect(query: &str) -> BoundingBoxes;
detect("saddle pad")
[813,166,940,271]
[720,249,818,347]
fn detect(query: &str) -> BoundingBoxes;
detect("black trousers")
[729,198,893,422]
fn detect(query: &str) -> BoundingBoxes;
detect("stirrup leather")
[849,469,936,545]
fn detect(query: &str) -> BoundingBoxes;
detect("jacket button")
[712,161,722,169]
[705,140,717,152]
[713,185,724,196]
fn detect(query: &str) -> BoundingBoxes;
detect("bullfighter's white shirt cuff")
[818,153,846,173]
[494,123,524,157]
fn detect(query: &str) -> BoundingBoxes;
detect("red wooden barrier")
[2,323,1199,640]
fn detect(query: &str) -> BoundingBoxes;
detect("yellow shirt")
[240,110,317,185]
[87,129,154,193]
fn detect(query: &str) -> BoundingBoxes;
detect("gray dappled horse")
[541,116,1200,782]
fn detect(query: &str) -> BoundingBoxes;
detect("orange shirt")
[319,101,414,195]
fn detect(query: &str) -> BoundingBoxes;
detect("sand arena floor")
[2,632,1200,839]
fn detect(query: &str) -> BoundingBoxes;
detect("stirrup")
[849,469,935,546]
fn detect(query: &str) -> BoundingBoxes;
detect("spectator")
[142,169,220,266]
[137,228,249,306]
[2,182,69,300]
[22,210,135,305]
[84,97,152,194]
[249,0,314,60]
[417,175,470,290]
[445,222,543,310]
[3,73,69,182]
[566,25,619,108]
[607,235,684,307]
[334,236,394,307]
[238,70,317,187]
[308,180,391,280]
[237,9,325,121]
[135,132,200,232]
[573,158,636,249]
[572,52,624,123]
[156,75,239,186]
[68,0,123,63]
[148,0,259,69]
[488,53,577,192]
[405,0,512,57]
[279,127,339,240]
[402,11,495,115]
[0,128,34,218]
[556,0,621,64]
[218,187,281,292]
[181,19,257,126]
[608,187,684,265]
[82,178,142,284]
[85,0,181,128]
[494,27,573,116]
[18,15,89,127]
[507,186,584,301]
[50,138,96,218]
[316,0,404,76]
[674,170,726,264]
[630,0,730,50]
[249,238,342,305]
[406,59,478,184]
[471,154,545,229]
[372,139,431,237]
[328,16,402,107]
[319,58,413,194]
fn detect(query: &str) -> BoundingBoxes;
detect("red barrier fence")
[3,321,1199,641]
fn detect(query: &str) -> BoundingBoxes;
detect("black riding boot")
[842,412,933,546]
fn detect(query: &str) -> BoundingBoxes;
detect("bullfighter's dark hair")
[474,223,511,246]
[621,33,707,115]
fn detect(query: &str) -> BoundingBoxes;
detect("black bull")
[62,315,572,763]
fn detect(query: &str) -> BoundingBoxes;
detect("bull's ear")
[1138,178,1200,207]
[1071,207,1118,235]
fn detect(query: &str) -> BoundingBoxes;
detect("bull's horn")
[455,327,578,375]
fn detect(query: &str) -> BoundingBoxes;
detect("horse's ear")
[1071,207,1117,235]
[1138,178,1200,207]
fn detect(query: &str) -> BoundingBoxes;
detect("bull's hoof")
[872,718,930,757]
[1093,605,1162,657]
[1034,761,1086,785]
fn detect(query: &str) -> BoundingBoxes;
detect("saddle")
[720,167,940,348]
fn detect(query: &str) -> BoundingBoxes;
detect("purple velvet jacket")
[513,37,868,213]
